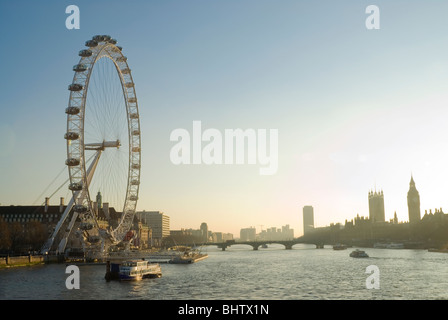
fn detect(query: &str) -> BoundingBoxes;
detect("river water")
[1,244,447,300]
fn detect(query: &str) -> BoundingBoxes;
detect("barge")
[169,252,208,264]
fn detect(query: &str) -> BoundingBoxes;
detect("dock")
[63,248,209,265]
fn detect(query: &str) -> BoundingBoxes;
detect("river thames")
[1,244,447,300]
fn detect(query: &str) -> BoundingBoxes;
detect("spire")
[410,174,415,188]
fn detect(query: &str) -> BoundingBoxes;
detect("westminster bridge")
[181,237,327,251]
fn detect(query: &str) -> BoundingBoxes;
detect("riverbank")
[0,255,45,268]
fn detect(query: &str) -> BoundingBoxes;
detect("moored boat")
[169,251,208,264]
[428,248,448,253]
[105,259,162,281]
[386,243,404,249]
[374,242,404,249]
[119,259,162,281]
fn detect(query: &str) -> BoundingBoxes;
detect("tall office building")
[407,175,421,224]
[200,222,208,243]
[303,206,314,235]
[368,189,385,223]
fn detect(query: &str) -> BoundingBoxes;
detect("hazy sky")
[2,1,448,237]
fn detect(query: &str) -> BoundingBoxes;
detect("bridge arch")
[225,243,257,251]
[255,242,288,250]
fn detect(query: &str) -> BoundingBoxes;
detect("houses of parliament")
[367,175,421,224]
[302,175,448,249]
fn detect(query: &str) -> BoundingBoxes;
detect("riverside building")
[136,211,170,247]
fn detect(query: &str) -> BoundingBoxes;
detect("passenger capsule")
[102,35,111,41]
[74,205,88,213]
[69,182,83,191]
[108,38,117,45]
[73,64,88,72]
[80,222,93,230]
[65,158,80,166]
[92,35,104,42]
[88,236,101,243]
[79,49,92,57]
[64,132,79,140]
[85,40,98,47]
[65,106,80,115]
[116,46,123,51]
[68,83,83,91]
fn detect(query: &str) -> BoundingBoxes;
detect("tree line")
[0,217,47,254]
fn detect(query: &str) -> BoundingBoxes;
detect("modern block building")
[303,205,314,235]
[200,222,208,243]
[240,227,256,241]
[258,224,294,240]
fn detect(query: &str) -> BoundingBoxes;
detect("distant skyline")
[2,1,448,237]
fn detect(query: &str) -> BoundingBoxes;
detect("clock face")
[409,195,419,205]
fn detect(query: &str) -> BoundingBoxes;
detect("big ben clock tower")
[407,175,421,224]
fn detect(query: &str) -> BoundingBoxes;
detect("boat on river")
[165,244,209,264]
[119,259,162,281]
[333,244,348,250]
[169,252,208,264]
[349,249,369,258]
[105,259,162,281]
[374,242,404,249]
[386,243,404,249]
[428,248,448,253]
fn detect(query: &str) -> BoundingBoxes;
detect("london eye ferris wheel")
[42,35,141,257]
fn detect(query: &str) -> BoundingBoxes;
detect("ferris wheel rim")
[65,35,141,245]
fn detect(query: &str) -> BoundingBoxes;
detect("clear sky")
[2,1,448,237]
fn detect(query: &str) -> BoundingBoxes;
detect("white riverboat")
[118,259,162,281]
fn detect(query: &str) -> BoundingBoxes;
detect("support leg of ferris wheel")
[41,142,119,255]
[57,141,123,254]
